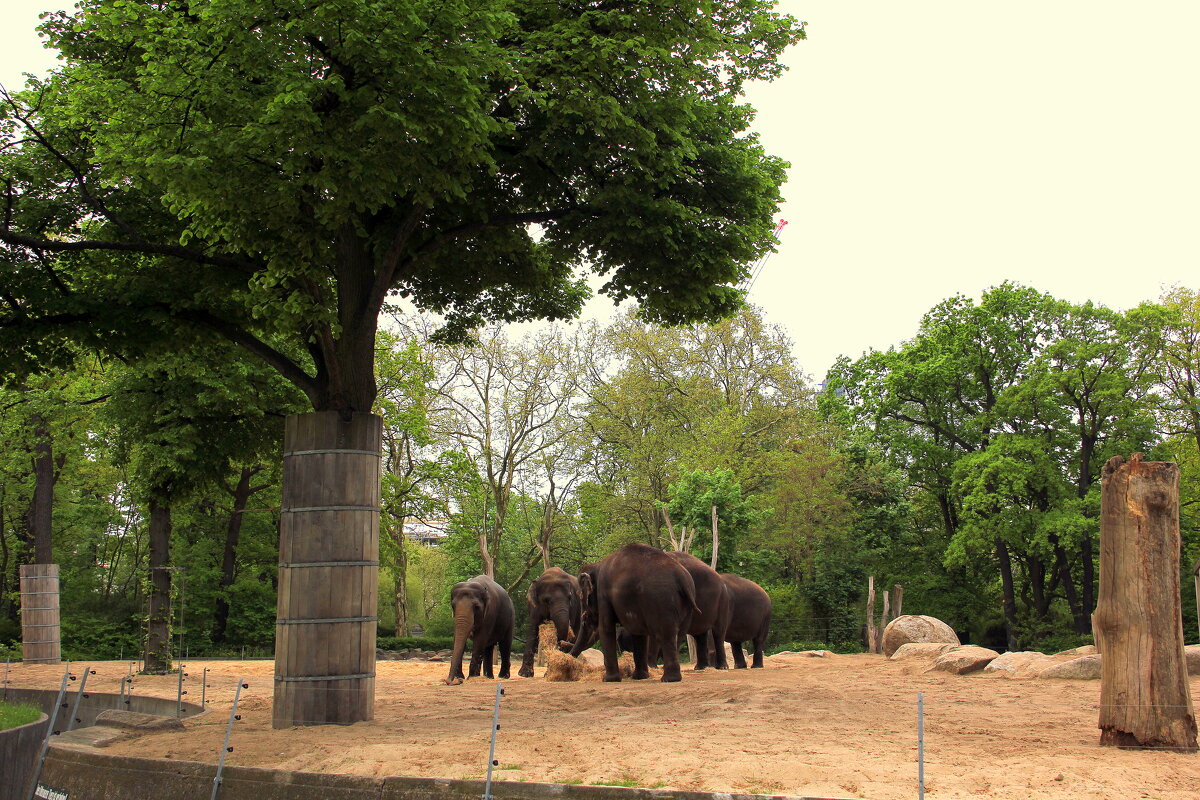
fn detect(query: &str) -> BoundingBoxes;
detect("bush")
[768,640,865,655]
[376,636,454,652]
[1031,631,1094,654]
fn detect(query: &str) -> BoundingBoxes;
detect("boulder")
[1039,654,1102,680]
[578,649,606,668]
[881,615,960,657]
[889,643,957,661]
[927,645,999,675]
[1052,644,1097,657]
[983,651,1056,677]
[1186,644,1200,676]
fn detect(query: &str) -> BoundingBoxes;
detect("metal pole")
[202,667,209,707]
[917,692,925,800]
[483,682,504,800]
[176,665,187,717]
[3,659,9,703]
[210,679,247,800]
[25,664,72,800]
[66,667,95,732]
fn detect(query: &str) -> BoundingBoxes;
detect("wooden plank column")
[273,411,381,728]
[1093,453,1197,751]
[20,564,60,664]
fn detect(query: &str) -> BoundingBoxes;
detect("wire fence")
[7,655,1199,800]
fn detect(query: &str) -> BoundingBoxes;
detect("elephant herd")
[444,543,772,685]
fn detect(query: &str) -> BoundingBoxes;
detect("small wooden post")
[1094,454,1197,751]
[710,505,719,570]
[891,584,904,621]
[880,589,891,649]
[866,576,877,654]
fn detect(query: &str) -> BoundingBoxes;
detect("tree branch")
[0,228,263,274]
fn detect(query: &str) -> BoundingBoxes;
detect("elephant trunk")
[550,602,572,646]
[447,601,474,683]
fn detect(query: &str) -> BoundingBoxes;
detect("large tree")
[1,0,802,723]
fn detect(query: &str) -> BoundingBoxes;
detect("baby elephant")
[445,575,514,685]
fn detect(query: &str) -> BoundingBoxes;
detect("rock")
[95,710,185,732]
[544,650,586,681]
[983,651,1055,677]
[881,615,960,657]
[1052,645,1096,657]
[1039,654,1102,680]
[577,649,606,668]
[927,645,999,675]
[889,643,957,661]
[797,650,834,658]
[1185,644,1200,676]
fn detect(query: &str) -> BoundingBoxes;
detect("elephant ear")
[578,572,592,607]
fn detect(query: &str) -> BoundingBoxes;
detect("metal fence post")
[202,667,209,708]
[176,665,189,717]
[210,679,247,800]
[483,682,504,800]
[917,692,925,800]
[24,664,72,800]
[66,667,96,732]
[3,659,9,703]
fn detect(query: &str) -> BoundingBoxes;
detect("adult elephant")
[445,575,514,686]
[666,552,731,670]
[571,543,697,682]
[716,573,772,668]
[518,567,581,678]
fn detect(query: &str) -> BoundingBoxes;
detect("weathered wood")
[881,589,891,646]
[710,505,719,569]
[273,411,381,728]
[20,564,60,663]
[1094,454,1197,751]
[891,584,904,621]
[866,576,877,654]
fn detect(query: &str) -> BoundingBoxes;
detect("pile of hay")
[536,621,559,667]
[544,650,640,681]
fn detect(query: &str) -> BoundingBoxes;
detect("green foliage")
[767,640,865,656]
[0,703,42,731]
[666,468,764,569]
[376,636,455,652]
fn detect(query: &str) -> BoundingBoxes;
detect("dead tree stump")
[1093,454,1197,751]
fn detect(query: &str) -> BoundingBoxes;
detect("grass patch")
[0,702,41,731]
[498,764,522,771]
[595,777,641,788]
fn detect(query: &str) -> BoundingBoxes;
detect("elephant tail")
[680,581,701,616]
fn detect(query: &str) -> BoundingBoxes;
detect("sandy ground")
[7,654,1200,800]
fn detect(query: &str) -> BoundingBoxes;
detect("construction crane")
[742,219,788,294]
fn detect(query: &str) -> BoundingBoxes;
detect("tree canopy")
[1,0,804,411]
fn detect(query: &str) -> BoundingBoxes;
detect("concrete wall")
[0,712,50,800]
[4,687,204,730]
[39,747,822,800]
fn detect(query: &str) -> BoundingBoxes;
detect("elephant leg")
[751,634,766,668]
[731,640,748,669]
[711,624,730,669]
[598,602,621,682]
[692,633,710,671]
[630,634,650,679]
[482,644,496,679]
[659,628,683,682]
[518,611,543,678]
[498,634,512,679]
[468,646,484,678]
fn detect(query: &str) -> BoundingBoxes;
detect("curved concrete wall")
[0,712,50,800]
[3,687,204,730]
[38,747,823,800]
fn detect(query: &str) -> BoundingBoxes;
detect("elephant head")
[517,566,582,677]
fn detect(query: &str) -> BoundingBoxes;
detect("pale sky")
[2,1,1197,381]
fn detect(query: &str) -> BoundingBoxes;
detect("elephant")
[445,574,514,685]
[518,566,581,678]
[570,543,698,682]
[665,551,731,670]
[714,573,772,668]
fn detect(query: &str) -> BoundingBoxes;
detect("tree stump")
[273,411,381,728]
[1093,454,1197,751]
[19,564,60,664]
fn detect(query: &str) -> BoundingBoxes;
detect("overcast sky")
[3,1,1197,381]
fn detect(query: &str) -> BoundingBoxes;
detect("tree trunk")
[1094,454,1197,751]
[273,411,380,727]
[214,466,254,643]
[890,584,903,621]
[866,576,878,653]
[394,518,409,637]
[28,418,55,564]
[145,499,173,674]
[996,540,1019,652]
